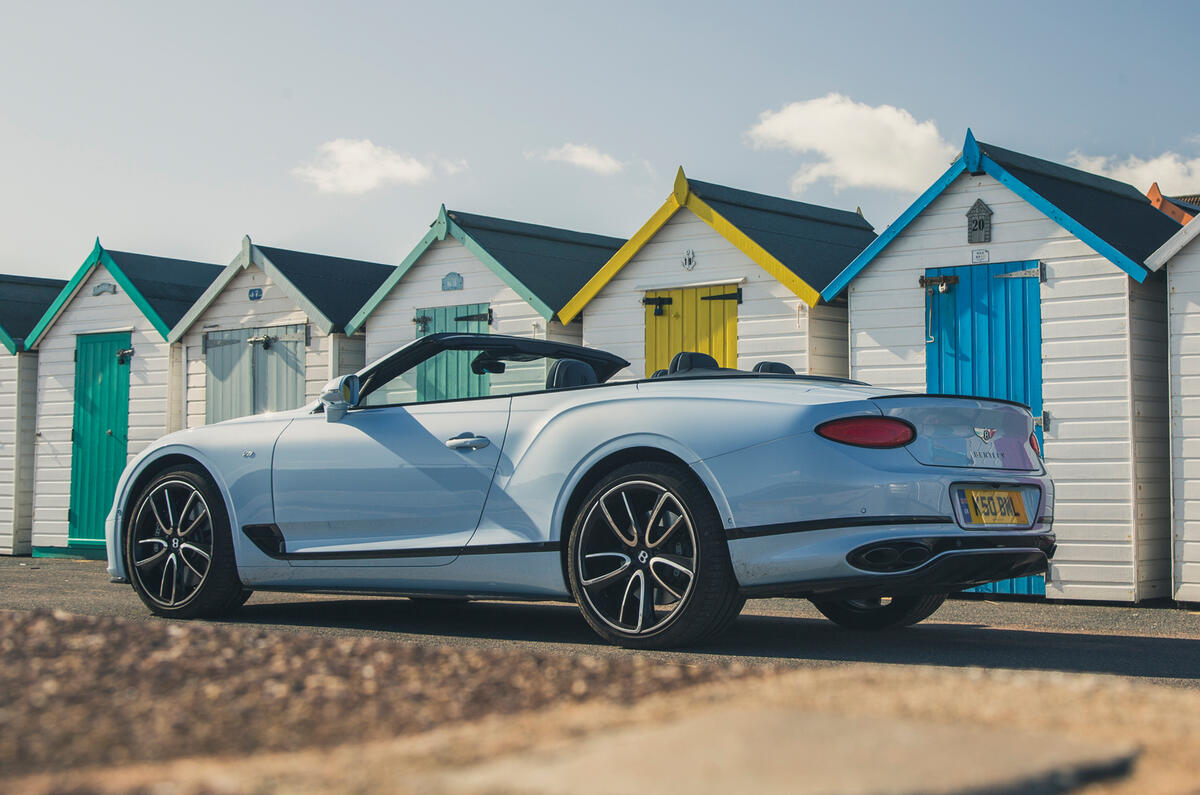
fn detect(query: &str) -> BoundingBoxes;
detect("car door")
[269,396,511,566]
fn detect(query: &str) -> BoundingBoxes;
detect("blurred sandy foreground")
[3,610,1199,794]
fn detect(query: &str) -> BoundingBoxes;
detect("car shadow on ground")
[226,598,1200,684]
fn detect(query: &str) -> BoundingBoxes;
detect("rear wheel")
[811,593,946,630]
[567,462,742,649]
[124,465,246,618]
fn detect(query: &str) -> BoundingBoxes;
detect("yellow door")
[644,285,739,376]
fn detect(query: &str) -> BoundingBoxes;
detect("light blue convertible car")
[107,333,1055,648]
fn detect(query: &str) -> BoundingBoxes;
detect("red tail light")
[816,416,916,449]
[1030,432,1041,457]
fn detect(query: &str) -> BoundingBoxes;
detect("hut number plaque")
[442,272,463,291]
[966,199,993,244]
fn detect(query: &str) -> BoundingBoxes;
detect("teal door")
[415,304,490,402]
[925,261,1045,596]
[69,331,131,548]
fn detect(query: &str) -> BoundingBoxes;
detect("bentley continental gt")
[106,333,1054,648]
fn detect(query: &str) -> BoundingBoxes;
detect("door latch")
[1033,410,1050,432]
[412,314,432,333]
[115,347,134,364]
[642,296,673,316]
[918,275,958,293]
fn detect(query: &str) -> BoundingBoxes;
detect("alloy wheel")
[130,479,214,608]
[575,480,698,635]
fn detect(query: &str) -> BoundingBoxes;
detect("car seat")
[546,358,598,389]
[752,361,795,375]
[668,351,720,374]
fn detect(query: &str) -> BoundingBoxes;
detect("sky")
[1,0,1197,280]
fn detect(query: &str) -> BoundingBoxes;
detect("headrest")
[753,361,795,375]
[546,358,598,390]
[668,351,720,374]
[649,369,669,379]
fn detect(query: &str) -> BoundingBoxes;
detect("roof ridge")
[977,141,1149,203]
[253,243,394,269]
[685,178,874,231]
[446,210,626,250]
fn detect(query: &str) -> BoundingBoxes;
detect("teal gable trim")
[445,220,556,321]
[821,159,967,301]
[345,225,440,336]
[0,323,18,355]
[963,128,983,172]
[978,157,1148,283]
[25,241,104,349]
[345,205,557,335]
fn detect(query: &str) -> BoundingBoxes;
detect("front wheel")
[124,464,246,618]
[567,462,743,649]
[811,593,947,630]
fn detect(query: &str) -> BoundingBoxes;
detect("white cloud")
[747,93,957,194]
[293,139,433,194]
[1066,150,1200,193]
[530,143,624,175]
[438,157,469,175]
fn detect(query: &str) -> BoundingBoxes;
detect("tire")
[810,593,947,630]
[124,464,246,619]
[566,462,742,649]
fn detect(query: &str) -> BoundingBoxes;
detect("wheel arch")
[554,443,732,592]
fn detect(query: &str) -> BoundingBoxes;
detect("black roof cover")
[255,245,394,332]
[105,250,223,331]
[446,211,625,313]
[979,141,1183,264]
[0,274,67,350]
[686,179,878,294]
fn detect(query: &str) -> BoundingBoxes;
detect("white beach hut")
[825,130,1182,602]
[0,274,66,554]
[25,242,222,556]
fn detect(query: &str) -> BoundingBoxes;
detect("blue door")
[925,260,1045,596]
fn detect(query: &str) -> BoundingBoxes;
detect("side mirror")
[320,373,360,422]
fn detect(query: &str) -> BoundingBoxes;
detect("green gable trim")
[0,323,18,355]
[25,240,175,348]
[345,225,441,336]
[25,241,104,349]
[446,218,556,322]
[346,205,556,336]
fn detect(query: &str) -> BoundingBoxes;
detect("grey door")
[205,323,307,424]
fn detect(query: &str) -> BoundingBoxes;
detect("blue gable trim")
[820,130,1152,300]
[978,157,1148,283]
[821,158,967,301]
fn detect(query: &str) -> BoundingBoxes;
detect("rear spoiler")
[870,393,1032,412]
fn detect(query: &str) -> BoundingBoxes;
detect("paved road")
[5,557,1199,687]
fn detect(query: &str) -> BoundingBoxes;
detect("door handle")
[445,433,490,451]
[106,429,113,436]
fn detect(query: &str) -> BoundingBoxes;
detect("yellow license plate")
[963,489,1028,525]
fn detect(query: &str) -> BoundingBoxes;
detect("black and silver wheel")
[810,593,946,630]
[125,465,245,618]
[567,462,742,649]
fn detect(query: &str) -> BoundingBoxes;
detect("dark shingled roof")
[446,211,625,312]
[255,245,394,332]
[979,142,1183,264]
[686,179,878,292]
[0,274,67,350]
[104,250,223,331]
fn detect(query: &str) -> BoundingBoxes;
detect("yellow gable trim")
[557,193,682,324]
[682,192,821,307]
[559,167,824,323]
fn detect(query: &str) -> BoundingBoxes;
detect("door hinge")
[71,429,75,442]
[642,296,673,316]
[994,263,1046,282]
[919,275,959,291]
[454,308,493,325]
[701,288,743,303]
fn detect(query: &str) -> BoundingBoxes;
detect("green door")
[69,331,131,548]
[415,304,490,402]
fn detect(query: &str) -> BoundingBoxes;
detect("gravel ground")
[0,609,756,778]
